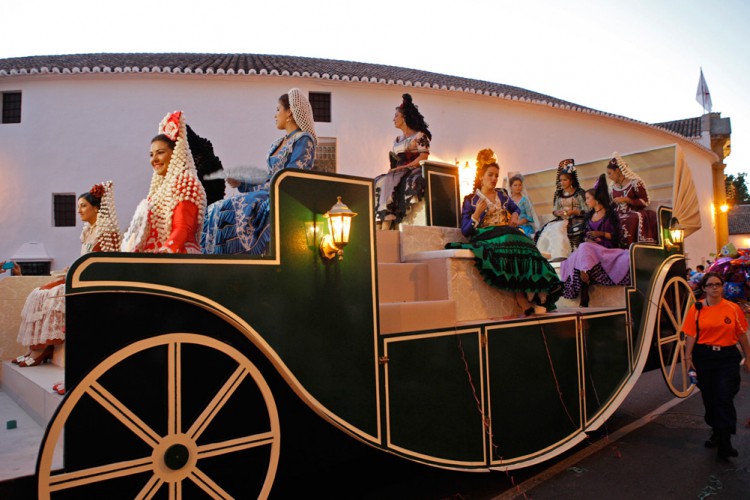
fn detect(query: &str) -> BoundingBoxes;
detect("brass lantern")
[320,197,357,260]
[669,217,684,246]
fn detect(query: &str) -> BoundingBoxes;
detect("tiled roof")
[728,204,750,235]
[0,53,714,150]
[652,116,702,139]
[0,53,591,106]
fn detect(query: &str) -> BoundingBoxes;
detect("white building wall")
[0,73,718,268]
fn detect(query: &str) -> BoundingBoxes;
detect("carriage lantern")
[320,196,357,260]
[668,217,684,248]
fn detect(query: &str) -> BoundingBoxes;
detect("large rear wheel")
[37,333,280,499]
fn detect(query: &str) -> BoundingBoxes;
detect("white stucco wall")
[0,73,718,268]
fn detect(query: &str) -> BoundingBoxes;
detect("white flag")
[696,68,712,113]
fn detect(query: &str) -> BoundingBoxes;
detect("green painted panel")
[581,314,630,420]
[487,320,581,460]
[387,332,486,463]
[67,172,380,437]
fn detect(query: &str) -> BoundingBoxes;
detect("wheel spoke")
[168,341,181,435]
[197,432,276,459]
[49,456,153,492]
[187,365,248,440]
[673,285,683,324]
[88,381,162,447]
[135,474,163,500]
[188,467,234,499]
[658,333,679,345]
[669,339,684,367]
[660,296,680,332]
[169,480,181,500]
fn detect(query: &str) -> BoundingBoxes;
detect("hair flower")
[159,111,182,141]
[90,184,105,199]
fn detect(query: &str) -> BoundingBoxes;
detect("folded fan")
[203,165,268,186]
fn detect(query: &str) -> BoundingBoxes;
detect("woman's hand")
[226,177,241,188]
[473,199,487,220]
[743,358,750,373]
[685,356,696,370]
[613,196,629,204]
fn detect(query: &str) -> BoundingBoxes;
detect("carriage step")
[379,299,456,334]
[378,262,450,303]
[375,229,401,263]
[1,361,63,427]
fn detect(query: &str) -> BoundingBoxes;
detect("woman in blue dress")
[508,174,538,238]
[202,88,317,255]
[446,149,562,315]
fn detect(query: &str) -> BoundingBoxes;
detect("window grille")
[53,193,77,227]
[2,92,22,123]
[309,92,331,122]
[313,137,337,173]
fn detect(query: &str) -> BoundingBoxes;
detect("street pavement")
[497,366,750,500]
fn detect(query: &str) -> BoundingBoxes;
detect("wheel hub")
[164,444,189,470]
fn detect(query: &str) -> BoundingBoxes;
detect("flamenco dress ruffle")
[446,226,563,309]
[202,190,271,256]
[560,242,631,299]
[374,167,425,224]
[17,277,66,348]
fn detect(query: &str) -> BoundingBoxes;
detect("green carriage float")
[36,162,697,498]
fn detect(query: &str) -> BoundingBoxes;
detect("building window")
[313,137,337,173]
[309,92,331,122]
[53,193,76,227]
[2,91,22,124]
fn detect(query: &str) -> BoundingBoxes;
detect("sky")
[2,0,749,177]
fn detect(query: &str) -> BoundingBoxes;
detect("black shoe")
[718,446,739,459]
[705,432,718,448]
[717,432,739,459]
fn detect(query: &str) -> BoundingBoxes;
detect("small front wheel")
[656,277,697,397]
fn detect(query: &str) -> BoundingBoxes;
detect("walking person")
[683,272,750,461]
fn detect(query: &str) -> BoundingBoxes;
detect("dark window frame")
[309,92,331,123]
[53,193,77,227]
[2,91,22,124]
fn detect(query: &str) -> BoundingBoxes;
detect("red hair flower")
[90,184,105,198]
[160,111,182,141]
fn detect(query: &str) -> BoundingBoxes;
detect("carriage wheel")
[656,276,697,397]
[38,333,280,499]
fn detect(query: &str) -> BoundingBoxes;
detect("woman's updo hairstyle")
[79,183,105,208]
[397,93,432,140]
[473,148,500,190]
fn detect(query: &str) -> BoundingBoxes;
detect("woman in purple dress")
[606,153,657,247]
[561,174,631,307]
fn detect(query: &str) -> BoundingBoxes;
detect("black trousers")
[693,344,742,434]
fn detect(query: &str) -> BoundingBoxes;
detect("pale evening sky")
[2,0,748,177]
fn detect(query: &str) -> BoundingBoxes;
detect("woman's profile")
[374,93,432,230]
[202,88,317,255]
